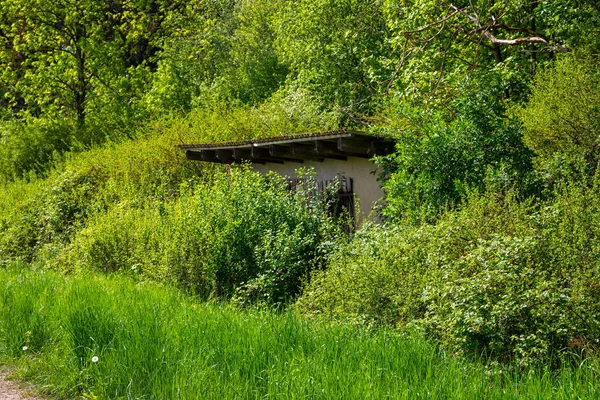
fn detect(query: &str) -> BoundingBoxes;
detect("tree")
[381,0,600,109]
[275,0,392,125]
[517,56,600,176]
[378,71,534,223]
[0,0,181,130]
[0,0,186,180]
[148,0,289,112]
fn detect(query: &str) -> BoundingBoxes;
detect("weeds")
[1,266,599,399]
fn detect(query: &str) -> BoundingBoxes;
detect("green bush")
[64,167,343,305]
[0,101,339,303]
[0,110,148,184]
[275,0,391,119]
[0,121,206,267]
[0,118,75,182]
[297,183,600,365]
[517,56,600,181]
[378,73,534,224]
[0,168,105,265]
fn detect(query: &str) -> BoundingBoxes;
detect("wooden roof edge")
[177,129,395,151]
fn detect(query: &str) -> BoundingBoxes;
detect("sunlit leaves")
[275,0,393,122]
[517,56,600,177]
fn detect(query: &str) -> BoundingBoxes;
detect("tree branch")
[403,9,460,35]
[449,4,567,50]
[484,34,548,46]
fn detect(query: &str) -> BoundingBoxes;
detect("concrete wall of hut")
[252,157,384,220]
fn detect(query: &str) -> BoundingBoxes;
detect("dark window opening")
[287,176,356,232]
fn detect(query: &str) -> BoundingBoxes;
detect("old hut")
[179,130,395,220]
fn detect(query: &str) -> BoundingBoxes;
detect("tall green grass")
[1,266,599,399]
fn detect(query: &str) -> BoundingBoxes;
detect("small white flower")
[91,356,99,363]
[22,346,28,351]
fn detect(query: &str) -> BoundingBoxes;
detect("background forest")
[1,0,600,376]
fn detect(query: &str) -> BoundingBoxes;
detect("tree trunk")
[74,24,87,126]
[530,0,539,76]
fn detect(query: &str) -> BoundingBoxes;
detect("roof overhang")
[177,130,396,165]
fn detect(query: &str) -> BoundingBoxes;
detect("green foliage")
[149,0,287,111]
[0,168,104,265]
[517,56,600,179]
[1,0,597,184]
[378,73,534,223]
[0,0,598,180]
[0,99,338,305]
[2,0,600,372]
[0,268,58,357]
[64,167,342,306]
[2,267,600,399]
[0,117,74,181]
[221,0,289,104]
[422,235,571,365]
[381,0,600,110]
[276,0,391,122]
[0,122,198,265]
[176,88,339,145]
[0,0,174,122]
[0,0,182,177]
[298,182,600,366]
[540,0,600,54]
[421,183,600,365]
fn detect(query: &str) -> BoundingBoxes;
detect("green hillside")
[1,0,600,389]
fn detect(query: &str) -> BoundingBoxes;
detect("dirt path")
[0,368,40,400]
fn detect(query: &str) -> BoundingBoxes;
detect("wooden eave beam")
[320,138,370,159]
[251,146,302,164]
[337,137,395,157]
[271,144,325,162]
[337,137,374,156]
[185,134,395,164]
[232,148,265,164]
[186,149,220,162]
[186,150,204,161]
[291,140,348,161]
[215,149,235,164]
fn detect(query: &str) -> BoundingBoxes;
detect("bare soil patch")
[0,368,41,400]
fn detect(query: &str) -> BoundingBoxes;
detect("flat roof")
[178,130,395,165]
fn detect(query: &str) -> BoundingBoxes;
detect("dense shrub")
[1,96,326,266]
[0,110,150,184]
[63,167,343,305]
[0,168,104,265]
[275,0,391,119]
[0,100,340,306]
[297,182,600,365]
[0,118,75,182]
[0,127,198,266]
[516,56,600,181]
[378,73,534,223]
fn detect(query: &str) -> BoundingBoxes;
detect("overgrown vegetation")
[298,181,600,366]
[64,167,342,306]
[517,56,600,181]
[2,266,600,399]
[1,0,600,381]
[0,127,341,307]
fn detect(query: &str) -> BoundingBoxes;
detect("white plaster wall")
[252,157,384,219]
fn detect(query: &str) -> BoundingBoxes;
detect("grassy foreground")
[0,266,598,399]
